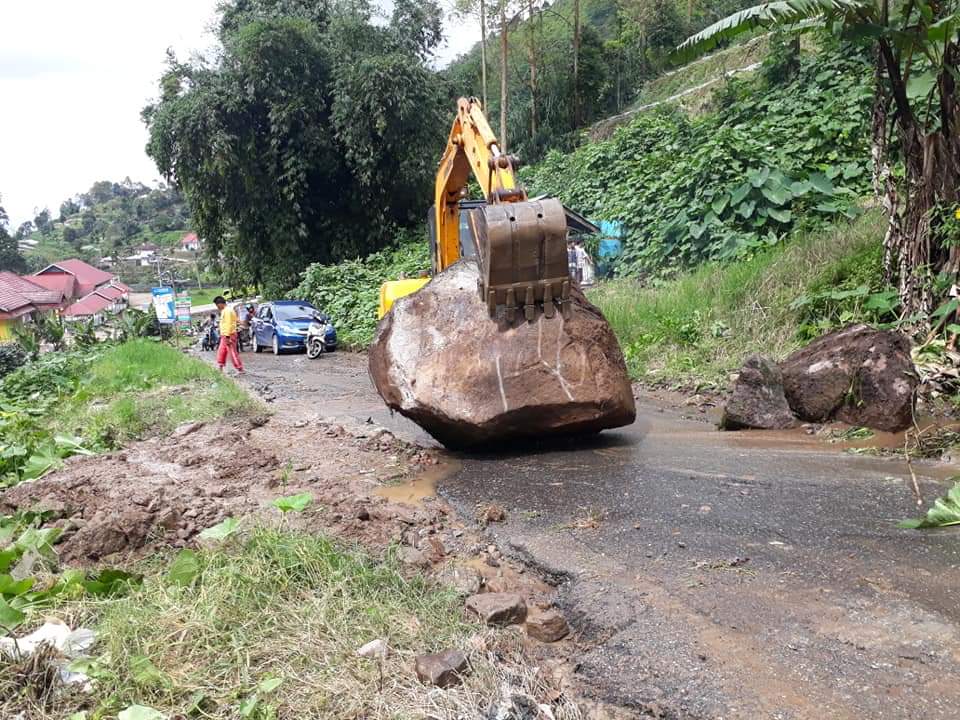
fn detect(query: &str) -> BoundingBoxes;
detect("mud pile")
[368,260,636,448]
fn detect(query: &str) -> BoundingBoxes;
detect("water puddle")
[374,459,461,506]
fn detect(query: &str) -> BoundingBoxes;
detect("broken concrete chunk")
[368,259,636,448]
[465,592,528,626]
[525,608,570,642]
[720,355,797,430]
[357,638,388,659]
[415,649,468,688]
[780,324,916,431]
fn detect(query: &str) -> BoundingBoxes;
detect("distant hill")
[16,179,193,269]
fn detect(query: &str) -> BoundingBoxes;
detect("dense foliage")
[444,0,758,159]
[522,41,873,276]
[294,232,431,348]
[144,0,447,295]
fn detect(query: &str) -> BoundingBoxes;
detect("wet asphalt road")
[235,350,960,719]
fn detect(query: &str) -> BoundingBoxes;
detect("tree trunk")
[500,0,508,148]
[573,0,581,128]
[527,0,538,142]
[875,38,960,321]
[480,0,488,110]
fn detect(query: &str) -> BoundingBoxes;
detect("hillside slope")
[521,38,873,277]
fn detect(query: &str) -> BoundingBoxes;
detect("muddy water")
[374,460,461,505]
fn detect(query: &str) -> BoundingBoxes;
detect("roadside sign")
[175,297,192,330]
[152,287,176,325]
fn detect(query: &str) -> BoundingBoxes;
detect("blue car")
[251,300,337,355]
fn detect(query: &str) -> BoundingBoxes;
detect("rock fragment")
[525,608,570,642]
[465,592,528,626]
[720,355,797,430]
[415,649,468,688]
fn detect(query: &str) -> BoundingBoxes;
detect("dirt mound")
[1,416,442,564]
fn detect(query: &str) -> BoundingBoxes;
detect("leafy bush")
[522,41,873,277]
[0,344,26,379]
[293,232,431,349]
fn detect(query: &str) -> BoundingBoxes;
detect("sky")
[0,1,480,227]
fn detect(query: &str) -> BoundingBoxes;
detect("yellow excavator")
[378,97,571,322]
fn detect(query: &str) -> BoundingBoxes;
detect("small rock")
[173,421,205,438]
[398,546,431,569]
[357,638,388,659]
[292,419,309,428]
[436,564,483,596]
[356,508,371,521]
[477,503,507,526]
[526,608,569,642]
[414,649,468,688]
[465,592,527,626]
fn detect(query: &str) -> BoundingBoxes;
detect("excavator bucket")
[473,197,572,322]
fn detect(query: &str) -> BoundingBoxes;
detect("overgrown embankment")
[523,40,873,277]
[295,237,430,349]
[0,340,253,488]
[592,211,891,387]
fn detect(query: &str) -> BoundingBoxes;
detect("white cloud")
[0,1,479,227]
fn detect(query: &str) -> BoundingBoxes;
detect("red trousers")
[217,334,244,371]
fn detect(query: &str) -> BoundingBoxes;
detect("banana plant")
[673,0,960,322]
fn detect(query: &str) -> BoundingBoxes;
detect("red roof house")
[180,232,200,251]
[26,273,77,302]
[32,259,116,298]
[0,272,64,310]
[62,292,113,319]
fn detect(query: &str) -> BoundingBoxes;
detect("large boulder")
[720,355,797,430]
[780,324,916,431]
[369,259,635,448]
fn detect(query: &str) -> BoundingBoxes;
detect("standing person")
[214,296,244,374]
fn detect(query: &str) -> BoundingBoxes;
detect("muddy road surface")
[237,350,960,719]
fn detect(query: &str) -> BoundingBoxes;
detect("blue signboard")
[151,287,176,325]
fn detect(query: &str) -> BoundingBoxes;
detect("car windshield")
[274,304,316,321]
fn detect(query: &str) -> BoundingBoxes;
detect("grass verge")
[7,528,570,719]
[0,339,256,487]
[591,210,887,388]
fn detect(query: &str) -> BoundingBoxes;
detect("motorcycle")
[237,324,251,352]
[306,313,333,359]
[200,323,220,351]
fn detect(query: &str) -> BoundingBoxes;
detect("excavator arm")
[378,98,570,320]
[435,98,571,320]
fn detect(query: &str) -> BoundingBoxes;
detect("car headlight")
[277,321,296,333]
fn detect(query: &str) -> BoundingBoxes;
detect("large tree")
[675,0,960,319]
[0,198,27,273]
[143,0,446,293]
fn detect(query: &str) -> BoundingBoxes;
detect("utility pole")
[480,0,488,110]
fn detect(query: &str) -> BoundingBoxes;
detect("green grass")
[14,528,557,719]
[591,210,887,388]
[56,340,254,447]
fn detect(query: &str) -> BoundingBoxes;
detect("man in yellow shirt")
[214,296,244,373]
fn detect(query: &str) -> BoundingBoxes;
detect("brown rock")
[720,355,797,430]
[780,325,916,431]
[526,608,569,642]
[415,649,468,688]
[368,259,636,448]
[465,592,527,626]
